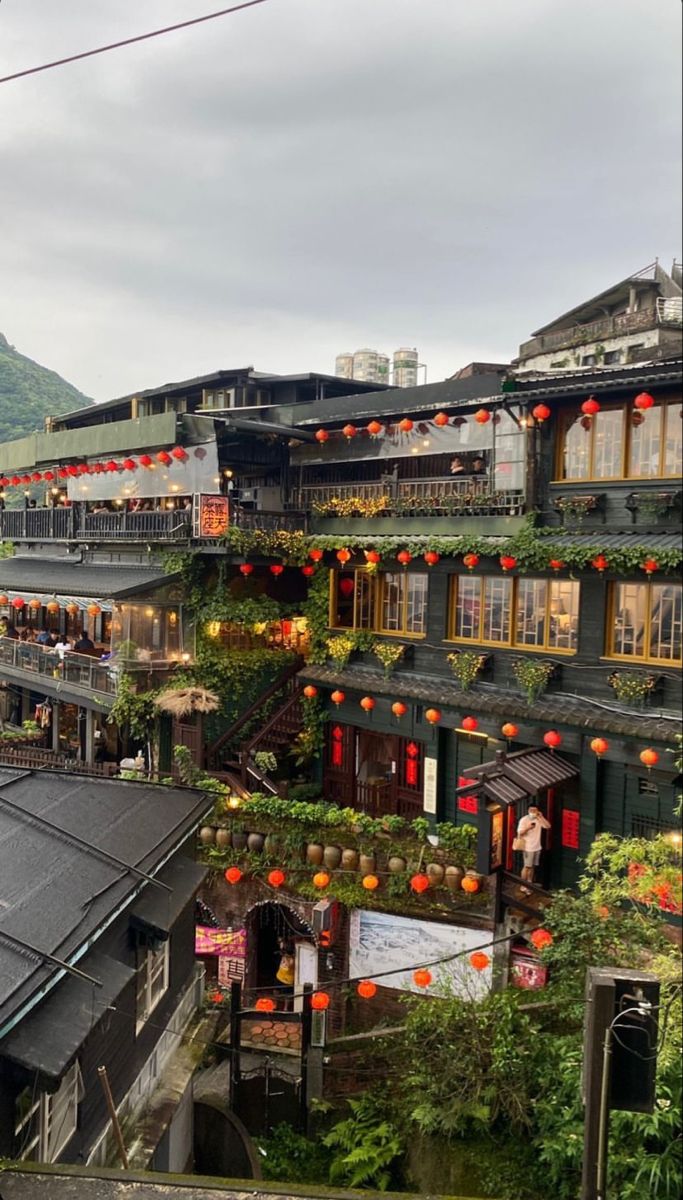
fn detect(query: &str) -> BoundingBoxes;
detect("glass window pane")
[561,411,591,479]
[649,585,682,662]
[515,579,547,646]
[593,408,624,478]
[332,571,355,628]
[406,574,428,634]
[664,402,682,477]
[455,576,481,639]
[629,406,661,477]
[482,577,511,642]
[548,580,580,650]
[356,572,374,629]
[612,583,647,657]
[382,573,404,632]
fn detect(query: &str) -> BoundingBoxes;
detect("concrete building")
[335,347,425,386]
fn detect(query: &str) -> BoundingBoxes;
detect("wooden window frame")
[378,571,428,638]
[329,569,427,638]
[15,1060,82,1163]
[447,575,580,655]
[606,581,683,666]
[553,398,681,483]
[135,941,170,1033]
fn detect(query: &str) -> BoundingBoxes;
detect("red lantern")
[311,991,330,1011]
[433,411,449,427]
[413,968,432,988]
[362,874,379,891]
[301,565,315,577]
[77,463,90,475]
[532,403,551,423]
[10,475,22,486]
[267,869,285,888]
[208,990,224,1005]
[530,928,553,950]
[138,454,153,467]
[634,392,655,411]
[122,458,137,471]
[461,716,478,732]
[342,424,357,440]
[315,429,329,443]
[639,748,659,769]
[590,737,609,757]
[360,696,376,712]
[309,548,324,562]
[0,477,8,488]
[224,866,242,885]
[499,555,517,572]
[269,564,284,577]
[391,701,407,718]
[92,463,104,474]
[591,554,608,574]
[105,460,119,473]
[255,997,276,1012]
[66,466,78,478]
[543,730,562,750]
[31,472,42,483]
[11,597,25,610]
[303,685,318,699]
[469,951,490,971]
[367,420,383,436]
[501,722,519,740]
[157,450,172,465]
[43,470,55,482]
[171,446,188,461]
[410,873,430,894]
[463,553,479,571]
[364,549,381,564]
[330,690,345,707]
[581,396,600,417]
[357,980,377,999]
[424,708,441,724]
[336,548,351,565]
[549,559,564,573]
[423,551,440,567]
[461,874,480,894]
[641,558,659,576]
[398,417,414,433]
[313,871,331,889]
[474,408,491,425]
[239,563,254,576]
[397,550,412,567]
[338,576,355,597]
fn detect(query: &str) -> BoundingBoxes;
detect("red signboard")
[561,808,580,850]
[197,494,229,538]
[510,949,548,990]
[458,794,478,814]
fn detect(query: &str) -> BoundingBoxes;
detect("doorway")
[246,902,316,1008]
[355,730,397,815]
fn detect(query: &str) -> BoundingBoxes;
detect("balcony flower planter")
[625,490,681,518]
[553,493,604,523]
[511,657,559,704]
[607,670,661,708]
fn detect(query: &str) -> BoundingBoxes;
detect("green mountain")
[0,332,93,443]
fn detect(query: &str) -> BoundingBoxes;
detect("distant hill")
[0,332,93,443]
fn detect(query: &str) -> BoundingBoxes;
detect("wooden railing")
[518,306,668,357]
[231,508,308,533]
[0,503,306,543]
[298,476,525,517]
[0,637,118,697]
[238,684,304,787]
[205,657,303,769]
[0,744,118,775]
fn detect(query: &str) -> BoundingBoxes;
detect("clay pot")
[231,831,248,852]
[199,826,216,846]
[264,833,282,857]
[359,852,376,876]
[426,862,445,886]
[306,842,325,866]
[341,848,359,871]
[444,865,464,892]
[247,832,265,853]
[388,855,407,874]
[215,829,232,850]
[323,845,342,870]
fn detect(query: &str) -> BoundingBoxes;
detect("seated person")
[471,457,487,475]
[450,456,466,475]
[74,631,95,653]
[36,628,53,645]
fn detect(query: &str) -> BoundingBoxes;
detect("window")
[449,576,580,652]
[136,941,170,1031]
[557,398,680,480]
[609,582,682,664]
[15,1061,82,1162]
[330,570,428,636]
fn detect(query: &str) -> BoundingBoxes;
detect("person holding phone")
[517,804,551,893]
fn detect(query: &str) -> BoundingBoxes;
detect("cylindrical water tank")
[393,347,419,388]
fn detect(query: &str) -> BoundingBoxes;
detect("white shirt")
[54,640,70,661]
[517,811,550,853]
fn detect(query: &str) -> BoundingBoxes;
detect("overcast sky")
[0,0,681,402]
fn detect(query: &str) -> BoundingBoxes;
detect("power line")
[0,0,275,87]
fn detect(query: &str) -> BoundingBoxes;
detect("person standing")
[517,804,551,892]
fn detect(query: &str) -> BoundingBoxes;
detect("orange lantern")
[423,551,440,567]
[268,869,285,888]
[463,553,479,571]
[239,563,254,577]
[46,600,60,614]
[28,598,42,611]
[499,555,517,572]
[362,874,379,891]
[360,696,376,712]
[424,708,441,724]
[639,748,659,769]
[364,549,381,564]
[309,548,324,562]
[410,873,430,894]
[357,980,377,999]
[391,701,407,718]
[581,396,600,416]
[474,408,491,425]
[461,874,480,894]
[336,548,351,565]
[501,722,519,740]
[590,737,609,757]
[592,554,608,573]
[461,716,478,732]
[398,417,414,433]
[641,558,659,576]
[330,690,345,707]
[413,968,432,988]
[342,424,357,440]
[315,429,329,443]
[469,951,490,971]
[87,603,102,617]
[543,730,562,750]
[433,411,449,426]
[397,550,412,567]
[0,595,8,606]
[367,420,383,437]
[311,991,330,1011]
[530,928,553,950]
[66,603,79,616]
[255,997,276,1012]
[634,391,655,411]
[224,866,242,885]
[313,871,331,889]
[532,403,551,422]
[303,685,318,699]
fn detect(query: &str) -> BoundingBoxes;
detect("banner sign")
[195,925,246,957]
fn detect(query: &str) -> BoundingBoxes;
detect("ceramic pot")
[215,829,232,850]
[323,845,342,869]
[341,848,359,871]
[306,842,325,866]
[387,855,407,874]
[426,862,445,886]
[247,832,265,853]
[199,826,216,846]
[264,833,281,857]
[231,831,248,852]
[444,865,464,892]
[359,852,376,876]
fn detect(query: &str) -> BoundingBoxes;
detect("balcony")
[0,636,118,700]
[0,504,307,545]
[518,305,679,359]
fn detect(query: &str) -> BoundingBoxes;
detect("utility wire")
[0,0,274,86]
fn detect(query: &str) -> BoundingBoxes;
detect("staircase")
[205,658,304,792]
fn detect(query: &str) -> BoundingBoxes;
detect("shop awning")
[130,857,208,941]
[0,951,134,1081]
[0,559,174,603]
[461,748,579,807]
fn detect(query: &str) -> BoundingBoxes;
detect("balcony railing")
[298,477,525,517]
[0,504,307,543]
[0,637,118,697]
[518,305,679,358]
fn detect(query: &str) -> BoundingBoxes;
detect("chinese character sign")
[198,494,229,538]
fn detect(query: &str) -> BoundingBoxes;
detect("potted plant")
[447,650,486,691]
[512,657,555,704]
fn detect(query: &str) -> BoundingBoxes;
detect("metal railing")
[299,477,525,517]
[0,503,306,543]
[0,636,118,696]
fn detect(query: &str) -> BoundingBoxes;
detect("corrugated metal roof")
[504,749,578,794]
[0,559,174,599]
[483,776,528,805]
